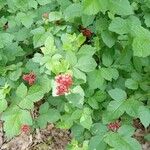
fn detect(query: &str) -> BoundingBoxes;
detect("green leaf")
[0,99,7,113]
[91,123,107,136]
[66,51,77,66]
[0,33,14,47]
[93,91,107,103]
[33,31,51,48]
[88,97,99,109]
[66,86,84,108]
[14,28,31,42]
[0,83,10,99]
[87,69,104,90]
[39,102,49,114]
[50,58,70,74]
[71,124,84,142]
[108,88,127,101]
[77,45,96,57]
[144,13,150,27]
[16,12,33,28]
[118,125,135,137]
[41,34,56,55]
[37,108,60,128]
[89,135,106,150]
[64,3,82,20]
[19,85,44,109]
[80,112,92,130]
[36,0,52,5]
[109,0,133,16]
[110,68,119,80]
[127,16,141,29]
[132,35,150,57]
[101,67,112,81]
[49,11,63,22]
[71,110,83,120]
[73,68,86,83]
[16,83,27,98]
[144,134,150,141]
[101,67,119,81]
[95,17,109,34]
[75,56,97,72]
[72,126,84,141]
[124,99,141,117]
[83,0,108,15]
[138,106,150,128]
[102,51,113,67]
[82,15,95,27]
[125,78,138,90]
[61,33,86,52]
[30,26,45,35]
[66,93,84,108]
[107,100,125,119]
[57,0,72,11]
[109,17,128,34]
[4,42,25,61]
[28,0,38,9]
[101,30,116,48]
[37,102,60,128]
[38,75,51,93]
[57,114,73,129]
[104,132,141,150]
[9,68,22,81]
[26,85,44,102]
[76,34,86,48]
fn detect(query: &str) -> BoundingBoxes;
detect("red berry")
[81,28,92,38]
[21,124,30,134]
[28,78,35,85]
[42,13,49,19]
[23,74,30,81]
[56,84,69,95]
[55,74,73,96]
[55,75,63,83]
[23,72,36,85]
[55,74,73,87]
[108,121,121,132]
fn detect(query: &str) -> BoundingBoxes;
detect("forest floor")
[0,120,150,150]
[0,121,71,150]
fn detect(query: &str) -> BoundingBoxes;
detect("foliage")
[0,0,150,149]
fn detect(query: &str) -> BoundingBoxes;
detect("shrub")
[0,0,150,149]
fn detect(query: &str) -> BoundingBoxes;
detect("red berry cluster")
[21,124,30,134]
[42,13,49,19]
[107,121,121,132]
[81,28,92,38]
[55,74,73,96]
[23,72,36,85]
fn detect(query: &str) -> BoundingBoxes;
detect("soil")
[133,119,150,150]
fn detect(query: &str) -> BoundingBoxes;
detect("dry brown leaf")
[1,134,32,150]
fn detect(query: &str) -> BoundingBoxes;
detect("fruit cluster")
[21,124,30,134]
[23,72,36,85]
[55,74,73,96]
[81,27,92,38]
[107,121,121,132]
